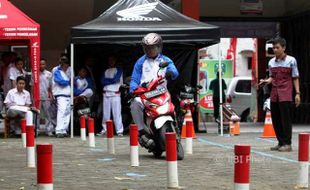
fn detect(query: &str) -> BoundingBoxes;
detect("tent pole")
[70,43,74,138]
[218,42,223,137]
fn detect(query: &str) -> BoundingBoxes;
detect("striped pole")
[297,133,309,188]
[185,121,193,154]
[37,144,53,190]
[26,126,35,168]
[21,119,26,148]
[234,145,251,190]
[166,132,179,188]
[80,115,86,141]
[130,124,139,167]
[107,120,115,154]
[88,118,95,148]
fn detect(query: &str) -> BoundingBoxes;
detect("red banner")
[226,38,237,76]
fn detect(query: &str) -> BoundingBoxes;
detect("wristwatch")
[296,92,300,95]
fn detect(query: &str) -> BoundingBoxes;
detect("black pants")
[270,101,293,146]
[213,96,225,120]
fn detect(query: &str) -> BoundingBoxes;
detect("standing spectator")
[52,56,71,138]
[2,52,17,96]
[98,55,124,136]
[37,58,54,136]
[259,37,300,152]
[209,72,227,121]
[4,76,32,136]
[9,58,26,89]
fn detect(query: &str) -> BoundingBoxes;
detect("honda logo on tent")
[116,2,162,22]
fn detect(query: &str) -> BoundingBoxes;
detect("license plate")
[180,92,194,99]
[144,87,167,99]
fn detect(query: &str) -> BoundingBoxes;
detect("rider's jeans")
[130,97,146,131]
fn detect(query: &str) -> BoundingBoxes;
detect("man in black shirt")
[209,72,227,120]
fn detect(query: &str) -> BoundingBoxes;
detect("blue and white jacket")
[74,76,93,96]
[130,54,179,92]
[101,67,123,96]
[52,66,71,97]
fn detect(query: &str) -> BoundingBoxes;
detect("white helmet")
[142,33,163,57]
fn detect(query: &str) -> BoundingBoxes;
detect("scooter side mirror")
[197,85,203,89]
[159,62,169,68]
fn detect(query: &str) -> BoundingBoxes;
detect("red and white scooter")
[132,62,184,160]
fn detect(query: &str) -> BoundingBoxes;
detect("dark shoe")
[270,145,281,151]
[96,130,106,137]
[47,132,55,137]
[278,145,292,152]
[63,133,69,137]
[56,134,64,138]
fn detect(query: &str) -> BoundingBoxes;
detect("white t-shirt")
[4,88,31,109]
[8,66,26,81]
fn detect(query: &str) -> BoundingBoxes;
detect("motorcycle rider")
[130,33,179,147]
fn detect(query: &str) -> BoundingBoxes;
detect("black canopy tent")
[71,0,219,45]
[69,0,220,136]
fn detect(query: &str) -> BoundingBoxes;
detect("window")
[235,80,251,93]
[247,57,252,70]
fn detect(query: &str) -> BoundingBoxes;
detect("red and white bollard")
[234,145,251,190]
[107,120,115,154]
[88,118,95,148]
[166,132,179,188]
[37,144,53,190]
[297,133,309,188]
[80,115,86,141]
[130,124,139,167]
[185,121,193,154]
[26,126,36,168]
[21,119,26,148]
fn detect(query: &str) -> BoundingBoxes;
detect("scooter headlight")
[156,102,169,114]
[143,99,159,109]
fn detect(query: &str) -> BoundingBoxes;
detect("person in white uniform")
[8,58,26,89]
[52,56,71,138]
[99,55,124,136]
[4,76,33,135]
[37,58,54,136]
[129,33,179,137]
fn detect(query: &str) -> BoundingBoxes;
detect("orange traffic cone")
[261,111,276,138]
[230,121,240,136]
[181,110,197,139]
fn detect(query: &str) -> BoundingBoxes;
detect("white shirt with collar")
[4,88,31,109]
[9,66,26,81]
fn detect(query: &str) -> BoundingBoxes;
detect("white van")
[226,77,252,121]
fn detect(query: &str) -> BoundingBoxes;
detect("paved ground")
[0,125,310,190]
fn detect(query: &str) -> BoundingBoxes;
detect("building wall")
[7,0,310,70]
[201,0,286,17]
[205,38,254,77]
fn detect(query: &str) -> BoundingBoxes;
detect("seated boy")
[4,76,34,135]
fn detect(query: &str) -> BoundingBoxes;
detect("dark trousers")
[270,101,293,146]
[213,96,225,120]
